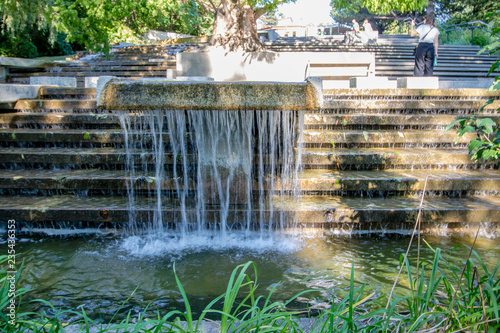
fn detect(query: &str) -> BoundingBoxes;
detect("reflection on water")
[5,233,500,321]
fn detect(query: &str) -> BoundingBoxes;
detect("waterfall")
[118,109,303,237]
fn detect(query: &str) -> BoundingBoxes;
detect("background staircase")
[265,35,498,80]
[7,44,201,87]
[5,35,499,87]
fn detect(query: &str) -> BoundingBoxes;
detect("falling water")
[117,109,304,239]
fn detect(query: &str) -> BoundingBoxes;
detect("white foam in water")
[120,231,304,257]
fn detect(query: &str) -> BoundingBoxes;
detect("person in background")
[363,19,373,32]
[411,15,440,76]
[352,19,360,33]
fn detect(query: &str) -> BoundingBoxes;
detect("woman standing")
[411,15,440,76]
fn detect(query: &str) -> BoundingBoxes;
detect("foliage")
[329,0,430,34]
[446,9,500,166]
[329,0,428,16]
[259,9,280,28]
[330,5,399,33]
[437,0,496,25]
[0,26,73,58]
[439,29,494,47]
[1,0,212,57]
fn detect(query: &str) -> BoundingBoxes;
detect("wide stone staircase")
[265,35,497,80]
[7,44,201,87]
[295,88,500,234]
[0,84,499,235]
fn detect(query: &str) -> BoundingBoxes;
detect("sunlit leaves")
[330,0,428,15]
[2,0,214,55]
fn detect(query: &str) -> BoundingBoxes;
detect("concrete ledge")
[176,76,214,81]
[324,80,350,89]
[0,84,48,107]
[84,77,100,88]
[350,77,397,89]
[30,76,77,88]
[397,77,439,89]
[439,78,495,89]
[98,78,320,110]
[0,56,50,68]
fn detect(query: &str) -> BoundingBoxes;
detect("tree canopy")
[1,0,212,56]
[437,0,496,24]
[330,0,428,17]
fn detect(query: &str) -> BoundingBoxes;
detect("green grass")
[1,242,499,332]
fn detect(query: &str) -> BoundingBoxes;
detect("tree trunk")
[210,1,262,51]
[427,0,435,21]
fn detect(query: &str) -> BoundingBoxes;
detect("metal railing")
[397,19,494,45]
[437,21,493,45]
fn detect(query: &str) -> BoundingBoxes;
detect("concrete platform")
[397,77,439,89]
[350,77,397,89]
[0,84,48,108]
[30,76,77,87]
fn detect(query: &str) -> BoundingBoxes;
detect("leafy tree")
[437,0,496,24]
[330,0,431,34]
[330,5,406,33]
[259,9,280,28]
[192,0,296,51]
[1,0,212,56]
[330,0,428,18]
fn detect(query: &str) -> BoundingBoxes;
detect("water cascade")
[101,79,315,241]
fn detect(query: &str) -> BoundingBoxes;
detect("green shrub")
[440,28,495,47]
[0,28,73,58]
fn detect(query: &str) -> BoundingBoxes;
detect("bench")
[305,53,375,89]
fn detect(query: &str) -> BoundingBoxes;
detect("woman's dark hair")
[425,15,435,26]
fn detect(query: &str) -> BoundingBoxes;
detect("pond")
[7,230,500,322]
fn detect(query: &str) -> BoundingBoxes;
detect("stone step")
[267,48,492,58]
[13,99,97,110]
[53,65,174,72]
[276,195,500,224]
[0,129,124,144]
[301,129,473,145]
[0,147,131,165]
[376,71,493,78]
[0,113,120,129]
[300,147,494,168]
[0,147,484,169]
[1,169,498,194]
[323,88,500,99]
[376,63,494,70]
[5,112,491,130]
[0,127,473,146]
[9,71,168,78]
[66,59,176,66]
[38,87,97,99]
[295,169,500,193]
[323,99,500,112]
[1,194,498,225]
[303,113,499,127]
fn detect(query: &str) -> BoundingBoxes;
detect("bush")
[0,28,73,58]
[440,28,494,47]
